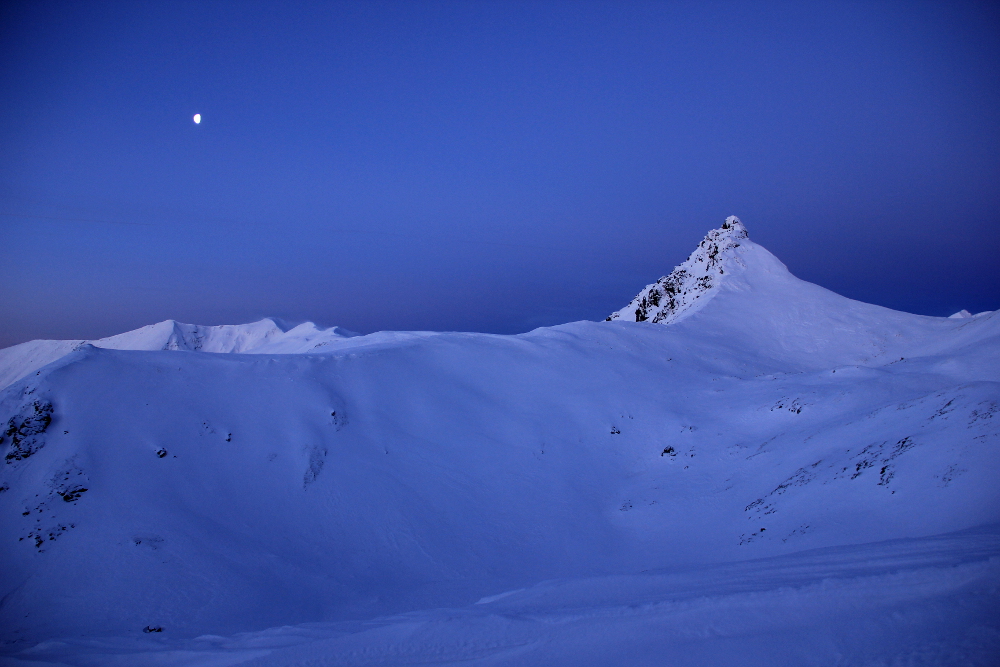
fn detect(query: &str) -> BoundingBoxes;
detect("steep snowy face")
[608,216,750,324]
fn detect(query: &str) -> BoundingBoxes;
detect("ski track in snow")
[0,218,998,666]
[5,527,999,666]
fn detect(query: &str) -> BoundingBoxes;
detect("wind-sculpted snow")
[0,219,997,666]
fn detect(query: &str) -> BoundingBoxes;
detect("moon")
[193,113,201,124]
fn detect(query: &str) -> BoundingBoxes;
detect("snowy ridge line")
[2,215,995,391]
[0,318,360,390]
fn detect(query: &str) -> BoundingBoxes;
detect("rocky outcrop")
[607,216,749,324]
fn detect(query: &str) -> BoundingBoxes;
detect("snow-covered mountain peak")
[607,215,753,325]
[718,214,748,239]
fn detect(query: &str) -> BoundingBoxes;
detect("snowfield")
[1,218,997,666]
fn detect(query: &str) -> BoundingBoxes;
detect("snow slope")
[12,527,996,667]
[1,219,997,666]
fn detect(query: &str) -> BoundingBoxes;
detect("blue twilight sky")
[1,0,998,347]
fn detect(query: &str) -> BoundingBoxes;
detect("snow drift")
[0,218,997,666]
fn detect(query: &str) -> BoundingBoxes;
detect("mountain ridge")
[0,318,360,390]
[0,218,997,664]
[1,217,994,390]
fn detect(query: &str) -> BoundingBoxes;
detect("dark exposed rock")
[3,400,54,463]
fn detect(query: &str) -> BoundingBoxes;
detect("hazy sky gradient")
[1,0,998,347]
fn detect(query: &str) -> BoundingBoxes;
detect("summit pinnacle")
[607,216,749,325]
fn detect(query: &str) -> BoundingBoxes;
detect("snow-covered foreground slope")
[10,526,998,667]
[1,220,998,666]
